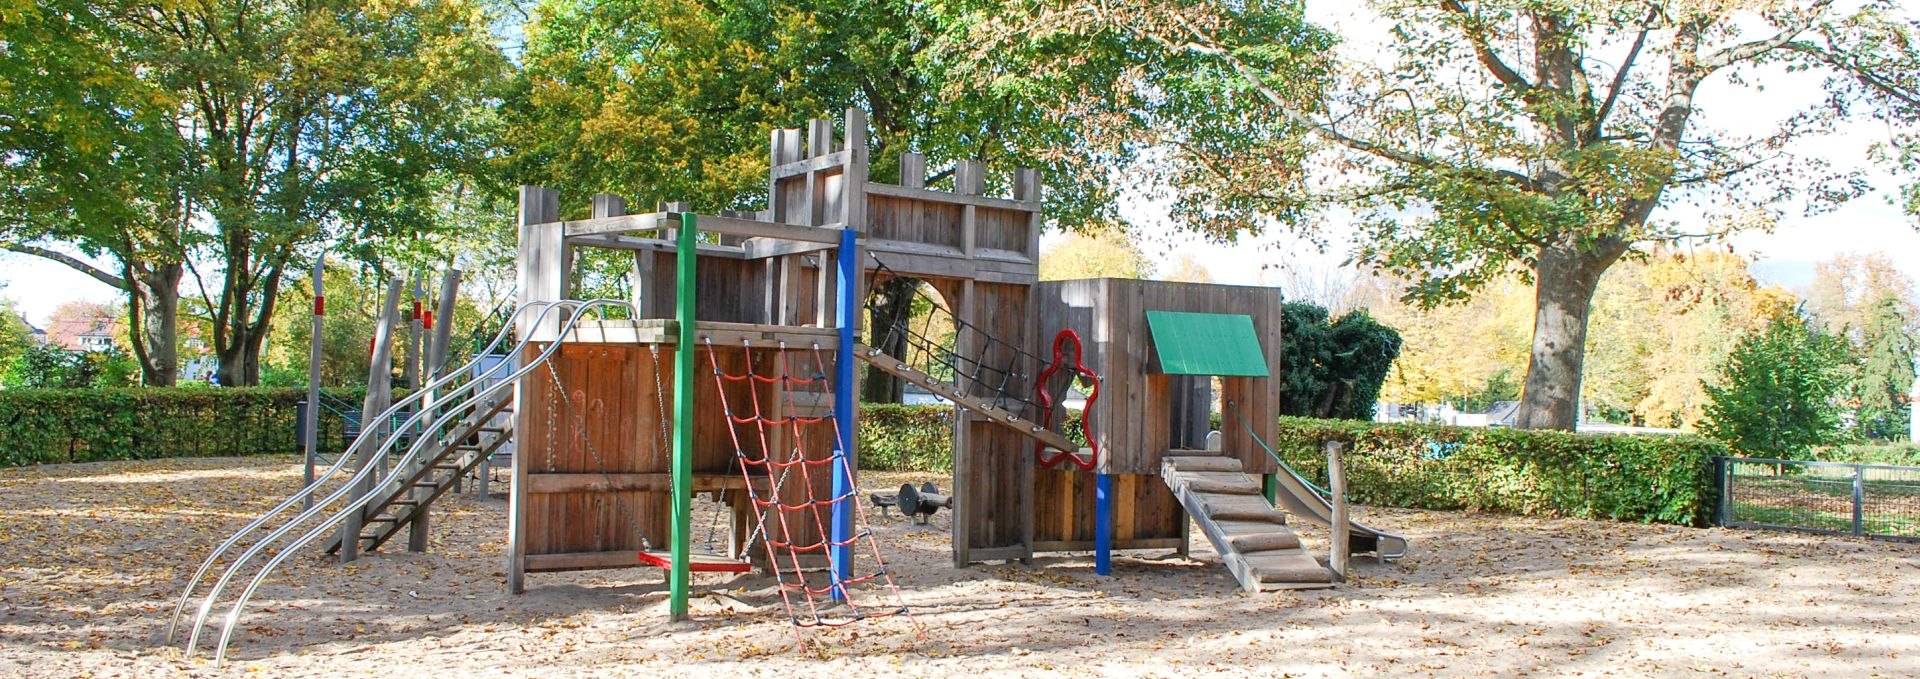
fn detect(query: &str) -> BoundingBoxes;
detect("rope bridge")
[866,255,1049,418]
[704,337,914,628]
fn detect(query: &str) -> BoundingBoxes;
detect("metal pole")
[1094,473,1113,576]
[830,226,858,595]
[668,211,697,621]
[1327,440,1350,582]
[302,259,326,511]
[1853,464,1865,537]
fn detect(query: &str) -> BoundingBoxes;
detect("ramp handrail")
[187,300,628,664]
[164,300,569,647]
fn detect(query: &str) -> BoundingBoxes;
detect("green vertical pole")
[1263,473,1278,505]
[669,211,697,620]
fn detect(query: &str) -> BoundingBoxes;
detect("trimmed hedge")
[857,404,956,472]
[0,388,368,467]
[1267,416,1726,526]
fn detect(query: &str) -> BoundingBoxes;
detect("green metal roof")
[1145,310,1269,377]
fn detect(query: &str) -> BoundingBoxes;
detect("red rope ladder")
[704,338,915,630]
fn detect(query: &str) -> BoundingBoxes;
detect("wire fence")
[1717,456,1920,542]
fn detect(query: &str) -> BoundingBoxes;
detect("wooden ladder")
[324,397,515,555]
[853,343,1081,454]
[1162,450,1333,592]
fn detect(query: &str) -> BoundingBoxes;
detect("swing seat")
[637,550,753,573]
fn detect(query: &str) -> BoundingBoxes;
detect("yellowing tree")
[1039,228,1152,281]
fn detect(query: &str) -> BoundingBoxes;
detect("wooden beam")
[524,550,645,573]
[865,183,1041,212]
[557,212,673,237]
[771,150,851,180]
[524,473,752,494]
[854,342,1078,452]
[695,214,846,244]
[564,234,750,259]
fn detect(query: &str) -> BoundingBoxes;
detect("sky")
[4,2,1917,325]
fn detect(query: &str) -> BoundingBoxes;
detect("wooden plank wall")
[514,342,838,574]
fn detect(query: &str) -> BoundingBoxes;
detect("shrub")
[857,404,955,471]
[1700,313,1850,459]
[1268,416,1727,526]
[0,387,367,467]
[1818,443,1920,467]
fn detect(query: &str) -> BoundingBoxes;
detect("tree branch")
[1782,40,1920,110]
[1438,0,1535,94]
[1,243,129,290]
[1155,14,1540,192]
[1702,0,1835,70]
[1587,23,1650,143]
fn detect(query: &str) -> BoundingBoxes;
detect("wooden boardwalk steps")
[1161,452,1333,592]
[853,343,1080,453]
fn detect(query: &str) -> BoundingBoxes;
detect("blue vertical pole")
[830,227,858,598]
[1095,473,1113,576]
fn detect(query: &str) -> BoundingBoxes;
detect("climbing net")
[703,337,915,630]
[865,254,1048,416]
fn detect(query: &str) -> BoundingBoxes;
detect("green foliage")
[1817,443,1920,467]
[1279,303,1402,420]
[0,387,367,467]
[2,345,135,389]
[1853,294,1916,440]
[1459,369,1521,414]
[857,404,956,472]
[1270,416,1726,527]
[1701,313,1852,459]
[0,298,32,368]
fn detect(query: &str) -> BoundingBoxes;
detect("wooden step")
[1164,456,1244,472]
[1228,531,1302,552]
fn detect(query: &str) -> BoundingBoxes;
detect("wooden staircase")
[854,343,1081,454]
[325,397,515,555]
[1162,451,1333,592]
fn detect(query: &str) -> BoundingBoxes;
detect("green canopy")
[1144,310,1269,377]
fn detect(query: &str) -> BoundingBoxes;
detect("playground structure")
[168,108,1405,664]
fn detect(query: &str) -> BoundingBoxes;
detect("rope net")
[703,337,915,630]
[866,255,1047,417]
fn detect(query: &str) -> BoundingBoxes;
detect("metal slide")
[1266,460,1409,560]
[164,299,631,665]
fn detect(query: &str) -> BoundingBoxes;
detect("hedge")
[0,388,368,467]
[1266,416,1726,526]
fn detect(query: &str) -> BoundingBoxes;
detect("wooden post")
[302,258,326,511]
[343,278,403,564]
[509,185,560,594]
[409,268,462,552]
[1326,440,1350,582]
[406,277,424,392]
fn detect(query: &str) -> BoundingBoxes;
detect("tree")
[1278,303,1403,420]
[978,0,1920,430]
[1701,312,1851,459]
[104,0,505,386]
[1039,229,1153,280]
[1161,254,1214,283]
[0,0,192,386]
[1854,294,1916,440]
[509,0,1144,403]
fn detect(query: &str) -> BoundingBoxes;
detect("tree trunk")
[126,263,182,386]
[1515,243,1621,431]
[860,276,918,403]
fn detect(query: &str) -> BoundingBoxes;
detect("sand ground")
[2,455,1918,678]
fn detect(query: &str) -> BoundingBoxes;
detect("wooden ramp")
[1162,452,1333,592]
[853,343,1080,454]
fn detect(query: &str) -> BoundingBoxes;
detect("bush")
[1268,416,1726,526]
[1700,313,1850,460]
[0,387,367,467]
[1818,443,1920,467]
[857,404,955,471]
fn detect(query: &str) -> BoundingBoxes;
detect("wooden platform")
[1161,452,1333,592]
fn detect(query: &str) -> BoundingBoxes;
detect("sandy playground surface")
[2,455,1918,678]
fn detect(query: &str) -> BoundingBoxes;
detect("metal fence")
[1717,456,1920,542]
